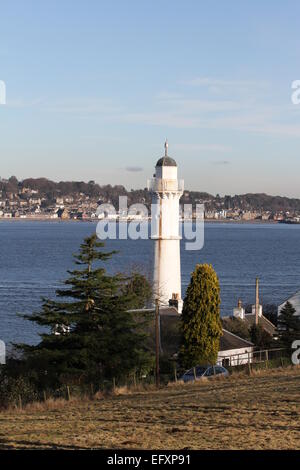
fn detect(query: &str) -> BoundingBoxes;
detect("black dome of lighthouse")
[156,156,177,167]
[156,140,177,167]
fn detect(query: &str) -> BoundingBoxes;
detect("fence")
[217,348,287,368]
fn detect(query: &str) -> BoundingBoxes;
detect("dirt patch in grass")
[0,367,299,449]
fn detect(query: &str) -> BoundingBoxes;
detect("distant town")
[1,176,300,223]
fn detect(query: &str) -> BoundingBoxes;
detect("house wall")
[217,346,254,366]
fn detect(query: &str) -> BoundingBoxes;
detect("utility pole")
[155,298,160,388]
[255,277,259,325]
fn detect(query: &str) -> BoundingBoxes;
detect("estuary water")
[0,220,300,345]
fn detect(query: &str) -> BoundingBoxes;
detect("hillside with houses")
[1,176,300,222]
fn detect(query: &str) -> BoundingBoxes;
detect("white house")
[155,307,255,367]
[278,290,300,318]
[217,329,254,367]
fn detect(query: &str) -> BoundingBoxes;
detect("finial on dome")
[164,139,168,157]
[156,140,177,167]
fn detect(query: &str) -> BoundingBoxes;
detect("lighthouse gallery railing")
[147,178,184,192]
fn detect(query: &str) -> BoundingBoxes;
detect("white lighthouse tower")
[149,141,184,313]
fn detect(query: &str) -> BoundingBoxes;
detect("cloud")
[157,97,241,113]
[6,98,44,108]
[125,166,144,172]
[45,98,122,115]
[212,160,231,165]
[181,77,268,92]
[173,143,231,153]
[116,97,300,137]
[6,97,122,116]
[7,77,300,138]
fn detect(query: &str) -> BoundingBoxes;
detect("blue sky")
[1,0,300,197]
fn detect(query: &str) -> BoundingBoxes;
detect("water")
[0,220,300,345]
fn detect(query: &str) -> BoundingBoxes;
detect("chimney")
[233,298,245,320]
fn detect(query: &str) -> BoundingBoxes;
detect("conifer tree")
[18,235,152,388]
[278,301,300,351]
[179,264,222,368]
[249,323,273,348]
[124,272,152,309]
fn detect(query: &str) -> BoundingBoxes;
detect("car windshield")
[195,367,207,375]
[184,366,209,377]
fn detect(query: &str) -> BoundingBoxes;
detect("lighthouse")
[149,141,184,313]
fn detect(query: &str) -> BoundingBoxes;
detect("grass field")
[0,366,299,450]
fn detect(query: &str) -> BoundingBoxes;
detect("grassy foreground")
[0,366,299,450]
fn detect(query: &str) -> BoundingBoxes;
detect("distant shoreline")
[0,217,279,224]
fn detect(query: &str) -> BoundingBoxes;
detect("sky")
[0,0,300,197]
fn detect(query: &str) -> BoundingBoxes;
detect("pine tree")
[179,264,222,368]
[249,324,273,348]
[278,301,300,351]
[124,272,152,309]
[17,235,152,388]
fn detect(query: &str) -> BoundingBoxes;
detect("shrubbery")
[0,375,38,409]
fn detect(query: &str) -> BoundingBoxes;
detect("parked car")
[180,365,229,383]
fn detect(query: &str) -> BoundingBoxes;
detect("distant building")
[226,209,240,219]
[64,196,74,203]
[241,211,257,221]
[56,208,70,219]
[29,198,41,205]
[76,211,89,220]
